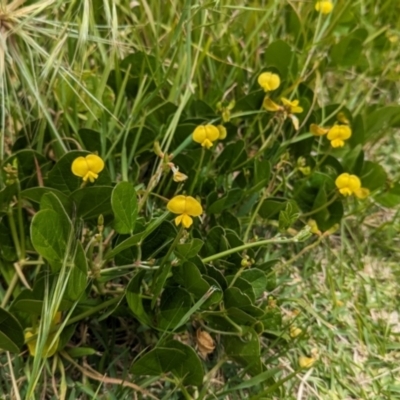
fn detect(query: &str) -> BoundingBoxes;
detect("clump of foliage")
[0,0,399,398]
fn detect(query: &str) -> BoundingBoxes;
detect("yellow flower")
[335,173,369,199]
[281,98,303,114]
[71,154,105,182]
[327,125,352,148]
[24,312,62,358]
[315,1,333,14]
[290,326,302,338]
[307,219,321,235]
[217,125,227,140]
[170,165,188,183]
[263,97,281,112]
[263,98,303,130]
[299,356,316,369]
[192,125,220,149]
[258,72,281,92]
[167,195,203,228]
[310,123,329,136]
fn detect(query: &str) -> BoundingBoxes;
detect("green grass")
[0,0,400,399]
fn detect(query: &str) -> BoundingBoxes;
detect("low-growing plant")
[0,0,399,399]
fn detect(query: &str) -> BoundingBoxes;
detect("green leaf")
[264,40,298,79]
[227,277,256,303]
[175,238,204,260]
[66,242,88,301]
[0,308,24,353]
[217,140,247,172]
[141,221,177,260]
[0,218,18,261]
[111,182,138,234]
[241,269,268,299]
[375,183,400,207]
[173,261,214,302]
[40,192,72,218]
[31,209,72,266]
[71,186,113,219]
[365,106,400,137]
[331,38,363,67]
[278,201,300,231]
[361,161,387,191]
[131,340,204,386]
[105,231,143,261]
[21,187,71,211]
[252,159,271,193]
[259,198,294,220]
[223,327,263,375]
[158,287,192,330]
[126,271,153,326]
[208,189,243,214]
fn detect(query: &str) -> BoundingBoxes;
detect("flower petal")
[71,156,89,178]
[315,1,333,14]
[174,214,184,226]
[217,125,227,140]
[263,97,281,112]
[192,126,207,144]
[335,173,350,189]
[167,195,187,214]
[327,125,352,141]
[258,72,280,92]
[86,154,105,174]
[204,125,220,142]
[310,123,328,136]
[202,139,213,149]
[181,214,193,228]
[185,196,203,216]
[354,187,370,199]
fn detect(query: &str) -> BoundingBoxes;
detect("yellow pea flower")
[263,97,282,112]
[335,173,369,199]
[167,195,203,228]
[24,312,62,358]
[192,125,220,149]
[217,125,227,140]
[263,98,303,130]
[290,326,302,338]
[281,98,303,114]
[258,72,281,92]
[170,165,188,183]
[327,125,352,148]
[310,123,329,136]
[307,219,321,235]
[315,1,333,14]
[299,356,316,369]
[71,154,104,182]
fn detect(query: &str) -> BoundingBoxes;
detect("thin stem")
[66,295,123,327]
[16,182,25,259]
[1,273,19,308]
[300,193,339,218]
[7,209,22,261]
[202,235,305,264]
[189,147,205,195]
[243,188,267,242]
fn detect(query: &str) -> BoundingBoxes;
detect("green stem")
[202,236,303,264]
[300,193,339,218]
[189,147,205,195]
[8,208,22,261]
[151,226,184,308]
[243,189,268,242]
[16,182,25,259]
[66,295,123,327]
[1,273,19,308]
